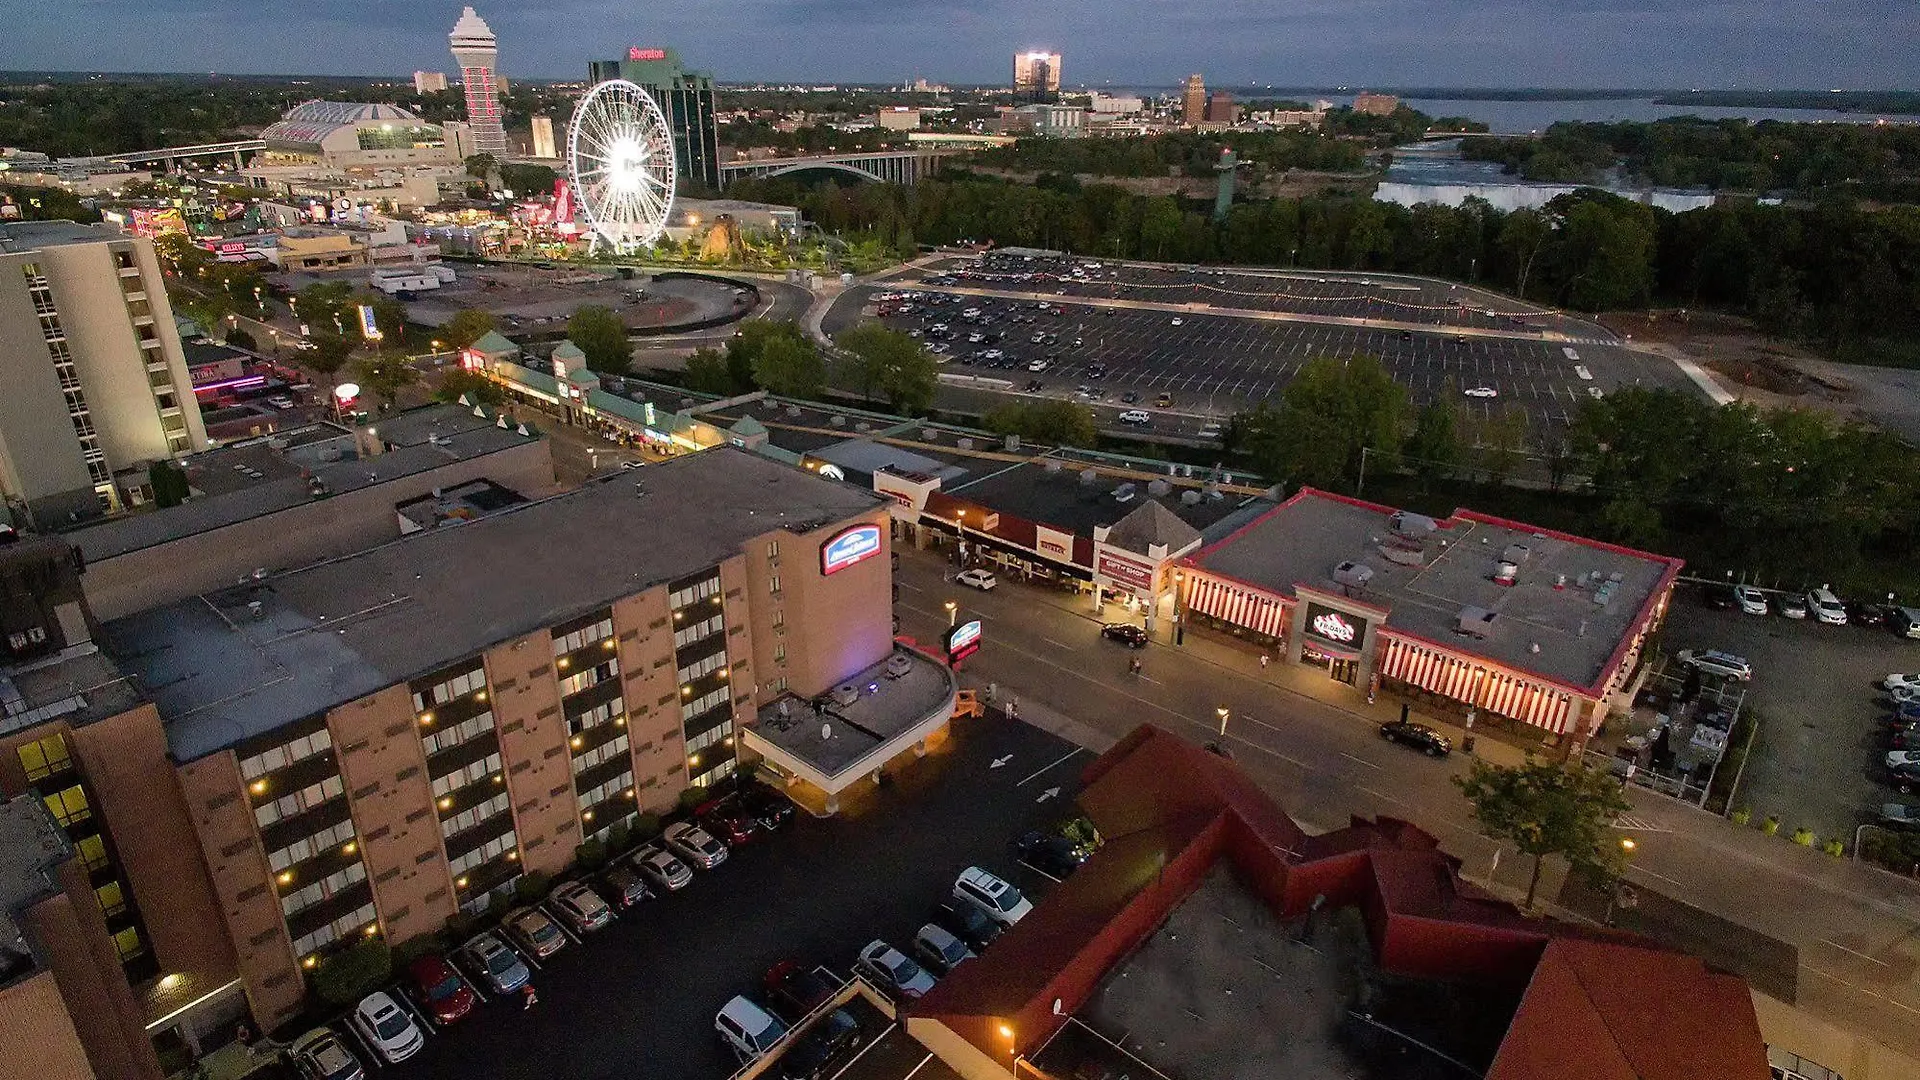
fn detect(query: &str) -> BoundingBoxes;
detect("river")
[1390,96,1908,131]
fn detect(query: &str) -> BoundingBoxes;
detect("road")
[890,545,1920,1062]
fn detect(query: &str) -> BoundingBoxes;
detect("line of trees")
[970,128,1368,178]
[727,173,1920,363]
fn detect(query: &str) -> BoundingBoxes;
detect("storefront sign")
[1303,602,1364,647]
[820,523,883,575]
[628,47,667,60]
[358,304,382,342]
[1096,549,1156,591]
[1035,525,1073,560]
[947,618,983,663]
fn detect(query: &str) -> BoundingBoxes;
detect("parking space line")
[1018,747,1084,786]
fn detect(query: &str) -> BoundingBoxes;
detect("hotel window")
[767,540,779,558]
[553,617,614,656]
[559,659,618,697]
[570,697,623,734]
[673,613,724,648]
[449,830,517,877]
[279,861,367,917]
[96,881,127,918]
[432,753,502,798]
[42,785,90,828]
[768,574,781,596]
[572,733,629,774]
[684,686,728,717]
[254,774,345,829]
[668,576,721,610]
[677,652,727,685]
[771,608,784,630]
[17,733,72,781]
[421,711,495,755]
[112,926,146,963]
[773,644,786,664]
[75,833,110,873]
[690,758,736,789]
[267,818,357,873]
[577,772,632,809]
[239,728,333,780]
[685,721,732,756]
[411,666,486,711]
[113,251,135,271]
[292,901,376,957]
[441,793,510,837]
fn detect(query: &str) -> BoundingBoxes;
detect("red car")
[763,959,836,1021]
[406,954,476,1025]
[695,797,763,847]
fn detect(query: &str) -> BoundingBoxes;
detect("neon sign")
[628,47,667,61]
[947,618,983,663]
[1305,604,1359,645]
[820,523,883,575]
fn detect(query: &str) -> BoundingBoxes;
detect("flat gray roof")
[1192,491,1679,691]
[0,648,143,740]
[751,647,956,779]
[0,794,72,985]
[68,405,538,561]
[105,447,884,762]
[0,220,117,251]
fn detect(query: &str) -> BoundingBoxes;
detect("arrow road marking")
[990,755,1013,769]
[1037,786,1061,803]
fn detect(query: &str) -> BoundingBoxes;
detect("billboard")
[1303,602,1365,648]
[820,523,883,575]
[358,304,382,342]
[128,207,187,238]
[947,618,982,664]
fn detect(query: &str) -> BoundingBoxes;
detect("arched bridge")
[718,149,951,187]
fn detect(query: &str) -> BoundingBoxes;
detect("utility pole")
[1356,446,1369,498]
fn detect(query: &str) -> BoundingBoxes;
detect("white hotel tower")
[449,6,509,156]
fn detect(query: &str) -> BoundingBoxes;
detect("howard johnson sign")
[820,524,883,575]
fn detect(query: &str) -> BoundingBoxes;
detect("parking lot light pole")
[1216,706,1230,737]
[945,600,957,627]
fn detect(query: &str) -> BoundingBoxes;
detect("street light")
[944,600,957,627]
[1216,706,1230,736]
[997,1024,1016,1070]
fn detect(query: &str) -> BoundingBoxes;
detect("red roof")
[908,725,1768,1080]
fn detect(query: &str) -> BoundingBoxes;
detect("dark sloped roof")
[1101,498,1202,555]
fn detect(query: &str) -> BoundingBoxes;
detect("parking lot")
[1662,588,1920,844]
[301,710,1085,1080]
[824,254,1696,438]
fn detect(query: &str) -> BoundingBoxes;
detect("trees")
[1403,388,1464,490]
[1235,355,1408,492]
[435,368,505,408]
[1454,758,1632,909]
[835,322,937,414]
[682,348,737,396]
[566,305,632,375]
[353,354,417,411]
[312,939,393,1007]
[358,293,408,346]
[303,333,354,388]
[984,400,1099,448]
[437,308,499,351]
[750,332,827,399]
[294,281,355,333]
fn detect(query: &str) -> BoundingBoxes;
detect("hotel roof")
[105,447,883,762]
[1188,489,1681,693]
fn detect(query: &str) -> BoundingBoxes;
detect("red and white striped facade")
[1376,637,1577,735]
[1181,569,1582,735]
[1184,573,1290,639]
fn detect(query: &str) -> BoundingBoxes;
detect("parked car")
[933,895,1003,951]
[1675,649,1754,682]
[1886,761,1920,795]
[405,953,477,1025]
[1702,585,1736,610]
[1849,601,1893,627]
[1100,623,1148,648]
[855,940,937,999]
[460,931,530,994]
[550,880,614,933]
[664,822,730,869]
[1013,830,1088,879]
[764,959,838,1021]
[1733,584,1769,616]
[633,844,695,891]
[267,395,296,410]
[1808,587,1848,626]
[600,865,652,909]
[1880,804,1920,831]
[350,992,424,1064]
[953,866,1033,927]
[1778,594,1810,619]
[956,568,998,591]
[913,923,976,975]
[715,996,788,1061]
[695,796,765,847]
[737,780,797,832]
[1118,409,1152,425]
[504,905,566,958]
[1887,726,1920,750]
[1155,392,1174,408]
[777,1007,863,1080]
[289,1028,364,1080]
[1378,720,1452,757]
[1892,686,1920,706]
[1885,675,1920,693]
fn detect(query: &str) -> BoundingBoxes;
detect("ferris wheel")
[566,79,677,254]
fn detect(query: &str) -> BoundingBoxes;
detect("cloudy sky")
[7,0,1916,87]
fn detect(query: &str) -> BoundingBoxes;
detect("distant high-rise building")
[0,223,207,520]
[1352,91,1400,116]
[531,115,557,159]
[1181,75,1207,126]
[1012,51,1062,99]
[1205,91,1237,124]
[413,70,449,94]
[588,48,720,189]
[448,6,508,157]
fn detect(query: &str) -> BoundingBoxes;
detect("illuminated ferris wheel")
[566,79,677,254]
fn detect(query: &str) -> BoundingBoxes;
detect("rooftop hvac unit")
[830,415,846,427]
[1500,543,1532,564]
[787,404,802,416]
[1457,606,1497,638]
[1332,560,1374,589]
[1080,468,1098,486]
[921,428,938,440]
[1390,511,1438,538]
[1112,482,1137,503]
[885,653,913,679]
[831,684,860,708]
[1004,435,1020,452]
[1180,490,1202,506]
[1147,479,1171,497]
[957,438,974,451]
[855,422,871,433]
[1493,561,1519,586]
[1044,459,1063,473]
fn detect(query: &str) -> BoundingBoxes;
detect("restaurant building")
[1178,489,1681,743]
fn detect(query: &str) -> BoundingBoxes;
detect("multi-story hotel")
[0,446,953,1066]
[0,222,206,522]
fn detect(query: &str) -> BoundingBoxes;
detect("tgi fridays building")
[1179,489,1681,743]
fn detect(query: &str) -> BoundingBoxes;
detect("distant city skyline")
[3,1,1917,88]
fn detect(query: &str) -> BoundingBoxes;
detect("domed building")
[259,101,456,168]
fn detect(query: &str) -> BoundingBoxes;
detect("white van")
[1807,587,1847,626]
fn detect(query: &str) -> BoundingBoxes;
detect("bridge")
[74,139,267,170]
[718,149,950,187]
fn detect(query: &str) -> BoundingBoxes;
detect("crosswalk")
[1614,813,1672,833]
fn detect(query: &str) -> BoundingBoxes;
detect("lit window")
[17,734,72,781]
[42,785,90,827]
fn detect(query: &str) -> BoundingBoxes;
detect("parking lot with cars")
[825,253,1696,438]
[1663,583,1920,844]
[284,709,1088,1080]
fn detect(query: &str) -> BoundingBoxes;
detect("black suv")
[1379,720,1452,757]
[1100,623,1148,648]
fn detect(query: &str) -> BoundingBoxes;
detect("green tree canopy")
[566,305,632,375]
[353,354,418,410]
[984,399,1099,448]
[294,280,355,331]
[435,368,505,408]
[1403,383,1464,490]
[1455,758,1633,908]
[302,332,354,385]
[1234,355,1408,491]
[682,347,737,396]
[751,332,827,399]
[436,308,499,351]
[836,322,937,414]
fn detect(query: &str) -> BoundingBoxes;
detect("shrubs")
[312,939,392,1006]
[513,871,552,904]
[574,838,608,871]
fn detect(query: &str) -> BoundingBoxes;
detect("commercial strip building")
[900,723,1769,1080]
[588,47,722,189]
[1179,488,1680,744]
[0,223,207,523]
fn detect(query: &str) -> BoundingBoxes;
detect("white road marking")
[1339,751,1381,770]
[1018,748,1083,786]
[1820,939,1892,967]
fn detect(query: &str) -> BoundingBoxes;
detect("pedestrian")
[521,984,539,1010]
[1259,653,1270,670]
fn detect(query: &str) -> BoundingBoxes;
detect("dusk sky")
[7,1,1917,87]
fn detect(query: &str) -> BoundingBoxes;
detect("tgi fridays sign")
[1096,548,1156,592]
[1302,602,1366,648]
